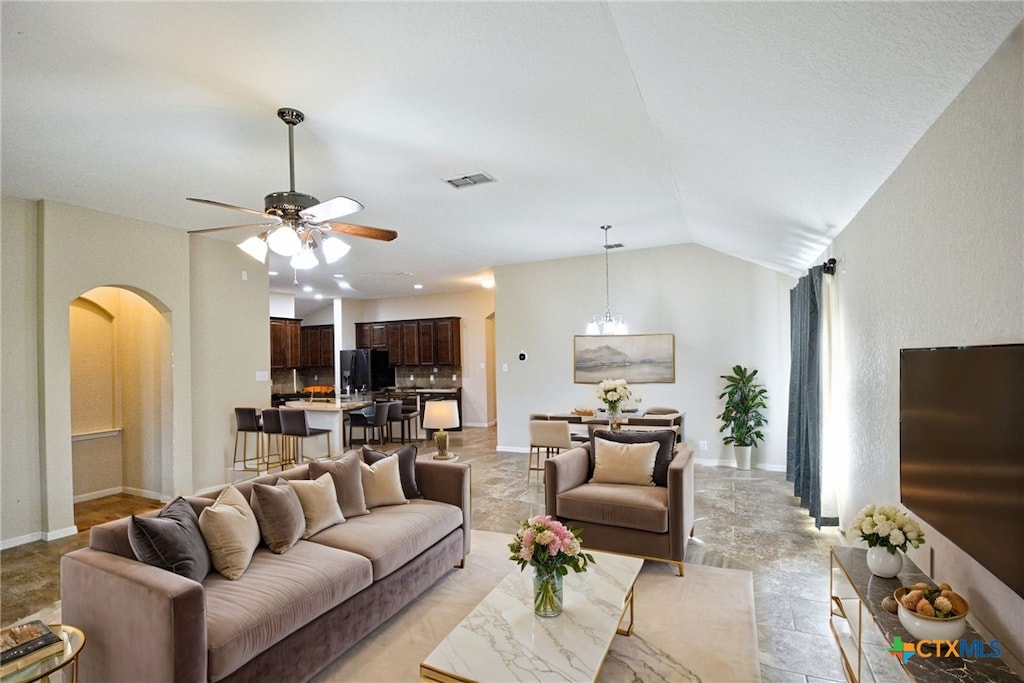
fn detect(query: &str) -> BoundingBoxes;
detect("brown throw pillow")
[128,496,210,583]
[198,485,261,580]
[362,444,421,499]
[250,478,305,553]
[289,472,346,538]
[309,451,369,519]
[590,429,676,486]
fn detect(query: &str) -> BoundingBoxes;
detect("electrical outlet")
[699,440,708,451]
[451,374,457,382]
[502,363,508,372]
[241,270,248,281]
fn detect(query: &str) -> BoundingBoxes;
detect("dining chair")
[348,402,390,446]
[261,408,287,469]
[528,419,571,481]
[280,409,332,463]
[233,408,263,471]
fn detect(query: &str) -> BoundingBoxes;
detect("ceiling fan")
[187,107,397,269]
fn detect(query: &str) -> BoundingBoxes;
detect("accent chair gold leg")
[455,558,465,569]
[675,561,685,577]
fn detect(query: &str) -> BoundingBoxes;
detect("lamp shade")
[321,236,351,264]
[237,236,268,263]
[422,400,460,430]
[290,247,319,270]
[266,225,302,257]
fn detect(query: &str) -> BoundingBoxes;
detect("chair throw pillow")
[249,478,305,553]
[198,485,261,580]
[289,472,346,538]
[590,437,660,486]
[309,451,369,519]
[362,444,421,499]
[590,428,676,486]
[128,496,210,583]
[360,453,409,508]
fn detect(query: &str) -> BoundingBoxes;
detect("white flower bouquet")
[596,378,632,414]
[847,503,926,554]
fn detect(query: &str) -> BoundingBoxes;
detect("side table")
[0,625,84,683]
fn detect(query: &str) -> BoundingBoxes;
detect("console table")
[830,546,1021,682]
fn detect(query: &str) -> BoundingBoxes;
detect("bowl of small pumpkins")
[893,583,970,642]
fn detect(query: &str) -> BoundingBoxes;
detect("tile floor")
[1,425,846,681]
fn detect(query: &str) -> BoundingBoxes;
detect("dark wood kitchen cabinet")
[417,321,435,366]
[300,325,335,368]
[401,321,420,365]
[270,317,301,369]
[370,323,387,349]
[386,323,403,365]
[434,317,461,366]
[355,323,371,349]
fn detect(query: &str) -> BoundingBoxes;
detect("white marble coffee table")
[420,551,643,682]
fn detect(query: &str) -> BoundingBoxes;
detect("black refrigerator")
[341,349,395,392]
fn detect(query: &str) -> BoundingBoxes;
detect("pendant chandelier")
[585,225,628,335]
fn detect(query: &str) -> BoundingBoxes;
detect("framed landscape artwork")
[573,334,675,384]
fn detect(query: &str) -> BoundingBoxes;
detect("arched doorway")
[68,287,173,524]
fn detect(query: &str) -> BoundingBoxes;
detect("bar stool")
[528,420,571,480]
[233,408,263,471]
[261,408,287,469]
[280,410,332,463]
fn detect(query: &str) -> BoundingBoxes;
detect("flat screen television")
[900,343,1024,598]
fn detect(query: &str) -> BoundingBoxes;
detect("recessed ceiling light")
[302,285,313,293]
[314,293,324,300]
[413,284,423,290]
[333,273,344,278]
[268,271,278,276]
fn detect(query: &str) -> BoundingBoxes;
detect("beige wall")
[826,24,1023,670]
[494,243,794,465]
[1,197,43,544]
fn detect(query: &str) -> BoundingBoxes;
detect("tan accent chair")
[528,420,572,478]
[544,441,695,576]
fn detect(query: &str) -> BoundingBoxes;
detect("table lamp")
[422,400,460,460]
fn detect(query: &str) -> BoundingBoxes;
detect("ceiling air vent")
[445,172,496,189]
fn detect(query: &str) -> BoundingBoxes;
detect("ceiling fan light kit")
[188,107,397,269]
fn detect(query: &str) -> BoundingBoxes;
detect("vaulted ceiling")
[3,2,1021,309]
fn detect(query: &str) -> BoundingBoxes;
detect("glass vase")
[533,566,564,617]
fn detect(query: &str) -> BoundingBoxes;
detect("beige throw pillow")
[289,473,346,538]
[249,478,305,553]
[309,452,369,519]
[198,485,261,580]
[360,454,408,508]
[590,438,659,486]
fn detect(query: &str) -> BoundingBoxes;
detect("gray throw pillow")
[362,444,421,499]
[250,478,305,554]
[128,496,211,583]
[590,429,676,486]
[309,451,370,518]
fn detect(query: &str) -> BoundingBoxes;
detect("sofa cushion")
[249,479,305,553]
[309,452,369,519]
[127,496,210,583]
[199,485,261,580]
[309,499,462,580]
[590,438,658,486]
[361,454,409,508]
[203,541,372,682]
[591,428,676,486]
[362,444,421,499]
[557,483,669,533]
[289,472,346,538]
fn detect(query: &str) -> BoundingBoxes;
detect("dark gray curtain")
[787,265,837,528]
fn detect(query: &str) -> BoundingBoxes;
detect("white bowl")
[893,587,969,642]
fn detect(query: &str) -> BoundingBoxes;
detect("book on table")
[0,621,66,675]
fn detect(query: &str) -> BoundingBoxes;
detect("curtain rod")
[822,258,837,276]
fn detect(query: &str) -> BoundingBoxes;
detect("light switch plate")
[255,371,269,382]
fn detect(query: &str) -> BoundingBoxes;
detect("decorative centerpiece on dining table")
[847,503,926,577]
[509,515,595,617]
[596,378,633,427]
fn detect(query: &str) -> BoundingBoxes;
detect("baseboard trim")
[44,525,79,542]
[123,486,171,503]
[1,532,43,550]
[74,486,123,503]
[498,445,529,454]
[693,457,785,472]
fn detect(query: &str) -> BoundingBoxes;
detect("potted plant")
[716,365,768,470]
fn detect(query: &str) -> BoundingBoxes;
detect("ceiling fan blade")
[324,222,398,242]
[301,196,364,223]
[187,197,272,218]
[188,220,281,235]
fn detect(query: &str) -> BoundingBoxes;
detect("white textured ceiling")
[3,2,1021,311]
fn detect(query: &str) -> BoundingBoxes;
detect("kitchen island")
[284,397,373,452]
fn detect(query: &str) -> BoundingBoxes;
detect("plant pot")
[733,445,751,470]
[866,545,903,578]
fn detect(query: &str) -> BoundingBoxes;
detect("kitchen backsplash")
[395,365,461,389]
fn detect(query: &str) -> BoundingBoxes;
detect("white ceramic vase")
[733,445,751,470]
[866,545,903,578]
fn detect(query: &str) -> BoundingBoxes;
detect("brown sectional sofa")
[61,456,470,682]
